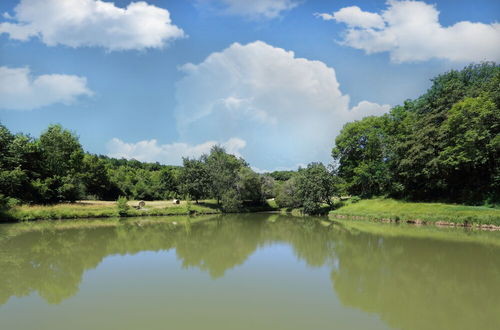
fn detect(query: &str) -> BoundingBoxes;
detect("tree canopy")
[332,62,500,204]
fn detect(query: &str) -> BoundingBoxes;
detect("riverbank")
[0,200,218,222]
[1,199,278,222]
[329,198,500,228]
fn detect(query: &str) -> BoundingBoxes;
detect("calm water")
[0,214,499,330]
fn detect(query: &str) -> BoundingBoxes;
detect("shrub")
[116,196,129,216]
[302,200,321,215]
[350,196,361,204]
[221,189,242,213]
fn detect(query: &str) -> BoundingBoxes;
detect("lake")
[1,214,499,330]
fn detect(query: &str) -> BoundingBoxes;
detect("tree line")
[0,123,182,205]
[332,62,499,204]
[0,123,341,214]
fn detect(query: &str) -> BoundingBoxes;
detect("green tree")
[220,189,243,213]
[438,95,500,202]
[39,125,84,178]
[158,167,178,199]
[260,175,276,199]
[178,158,209,203]
[36,125,85,203]
[332,116,391,197]
[237,167,264,204]
[205,146,245,204]
[295,163,340,214]
[81,154,119,200]
[275,177,301,209]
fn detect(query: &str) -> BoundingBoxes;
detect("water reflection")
[0,214,499,330]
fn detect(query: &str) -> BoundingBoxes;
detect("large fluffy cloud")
[0,66,92,110]
[106,137,246,165]
[197,0,299,19]
[175,41,390,168]
[0,0,185,51]
[317,0,500,63]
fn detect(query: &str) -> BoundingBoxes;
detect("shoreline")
[329,214,500,231]
[328,198,500,229]
[0,200,278,223]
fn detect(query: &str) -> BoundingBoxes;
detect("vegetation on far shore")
[1,199,282,222]
[330,198,500,227]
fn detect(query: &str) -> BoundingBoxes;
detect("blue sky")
[1,0,499,171]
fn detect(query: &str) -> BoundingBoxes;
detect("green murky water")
[1,214,499,330]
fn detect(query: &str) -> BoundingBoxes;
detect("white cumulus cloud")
[0,0,185,51]
[317,0,500,63]
[0,66,92,110]
[175,41,390,168]
[106,137,247,165]
[197,0,299,19]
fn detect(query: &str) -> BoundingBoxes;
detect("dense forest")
[1,63,498,215]
[333,62,499,204]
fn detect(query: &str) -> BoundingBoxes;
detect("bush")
[116,196,129,216]
[350,196,361,204]
[302,200,321,215]
[221,189,242,213]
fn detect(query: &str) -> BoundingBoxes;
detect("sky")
[0,0,499,171]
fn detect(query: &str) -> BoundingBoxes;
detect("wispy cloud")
[196,0,300,19]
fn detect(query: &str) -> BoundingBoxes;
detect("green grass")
[2,200,220,222]
[1,199,279,222]
[329,198,500,227]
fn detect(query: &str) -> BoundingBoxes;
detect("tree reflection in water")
[0,214,499,330]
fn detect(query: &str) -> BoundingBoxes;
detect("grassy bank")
[329,198,500,227]
[2,200,219,222]
[1,199,279,222]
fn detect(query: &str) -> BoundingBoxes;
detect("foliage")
[205,146,245,204]
[332,116,392,197]
[268,170,296,181]
[295,163,341,214]
[116,197,129,216]
[260,175,276,199]
[179,157,209,202]
[275,177,301,209]
[220,189,243,213]
[332,62,500,204]
[237,167,264,204]
[0,121,276,215]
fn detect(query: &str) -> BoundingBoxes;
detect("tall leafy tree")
[332,116,391,197]
[237,167,264,204]
[295,163,340,214]
[179,157,210,202]
[205,146,245,205]
[37,125,85,202]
